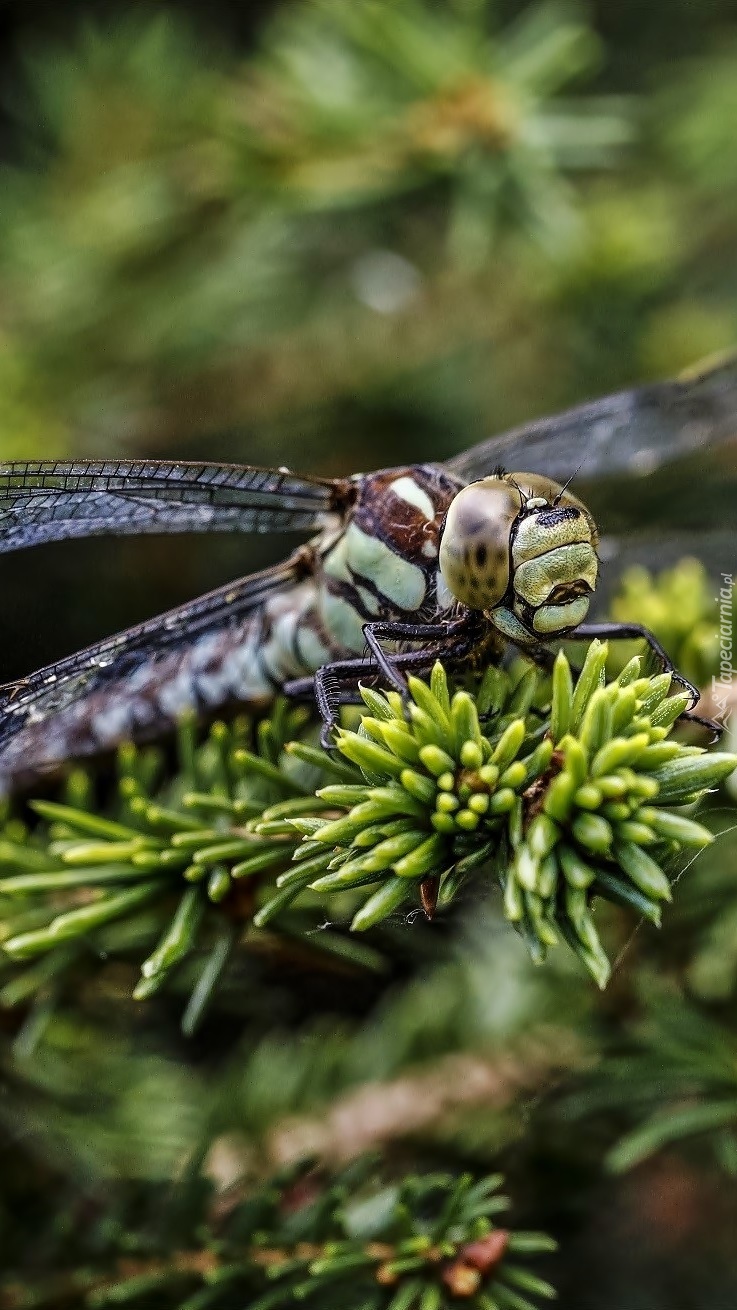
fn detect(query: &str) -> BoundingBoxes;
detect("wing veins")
[0,554,306,720]
[0,460,347,551]
[446,353,737,486]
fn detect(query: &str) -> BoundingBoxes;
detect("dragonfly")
[0,352,734,792]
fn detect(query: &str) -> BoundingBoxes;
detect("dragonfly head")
[438,472,599,638]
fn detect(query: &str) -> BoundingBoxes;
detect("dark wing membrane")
[0,555,306,790]
[0,460,345,552]
[446,352,737,497]
[592,528,736,606]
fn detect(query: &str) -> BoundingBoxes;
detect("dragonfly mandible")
[0,352,735,791]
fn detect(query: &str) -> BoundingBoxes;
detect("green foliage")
[294,646,734,985]
[0,0,631,452]
[0,647,732,1018]
[241,0,627,221]
[1,1157,556,1310]
[0,1010,211,1183]
[660,40,737,209]
[0,703,347,1033]
[0,0,735,469]
[0,1,737,1302]
[564,988,737,1178]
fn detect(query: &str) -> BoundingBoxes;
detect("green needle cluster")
[0,643,734,1009]
[282,660,549,933]
[505,645,732,987]
[296,643,736,985]
[85,1162,556,1310]
[0,705,336,1027]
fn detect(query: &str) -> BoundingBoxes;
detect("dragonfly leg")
[284,671,366,704]
[285,658,376,746]
[677,709,723,743]
[314,659,376,746]
[361,618,469,697]
[570,621,722,736]
[572,621,699,708]
[285,621,476,745]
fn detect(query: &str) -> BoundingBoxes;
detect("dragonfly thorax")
[438,471,599,640]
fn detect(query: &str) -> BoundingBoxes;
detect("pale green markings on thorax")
[317,522,429,656]
[514,542,598,608]
[295,621,334,673]
[356,585,381,616]
[324,522,427,610]
[319,591,367,653]
[435,569,454,612]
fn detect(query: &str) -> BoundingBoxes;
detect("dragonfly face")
[438,471,599,642]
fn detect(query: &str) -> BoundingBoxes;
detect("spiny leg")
[678,710,723,743]
[361,617,470,696]
[286,652,428,746]
[285,657,376,747]
[572,620,721,738]
[285,621,477,745]
[314,619,473,742]
[572,621,698,706]
[321,636,470,744]
[315,657,376,746]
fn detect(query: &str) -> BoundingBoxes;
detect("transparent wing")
[0,554,305,787]
[0,460,346,553]
[446,353,737,533]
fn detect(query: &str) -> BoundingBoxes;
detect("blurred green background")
[0,3,737,1309]
[0,0,734,677]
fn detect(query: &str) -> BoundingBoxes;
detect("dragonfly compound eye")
[439,472,599,637]
[439,478,519,610]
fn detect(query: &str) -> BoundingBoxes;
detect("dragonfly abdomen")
[0,578,332,789]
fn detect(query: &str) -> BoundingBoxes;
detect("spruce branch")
[0,703,347,1031]
[1,1159,557,1310]
[0,643,733,1016]
[287,644,735,987]
[562,988,737,1178]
